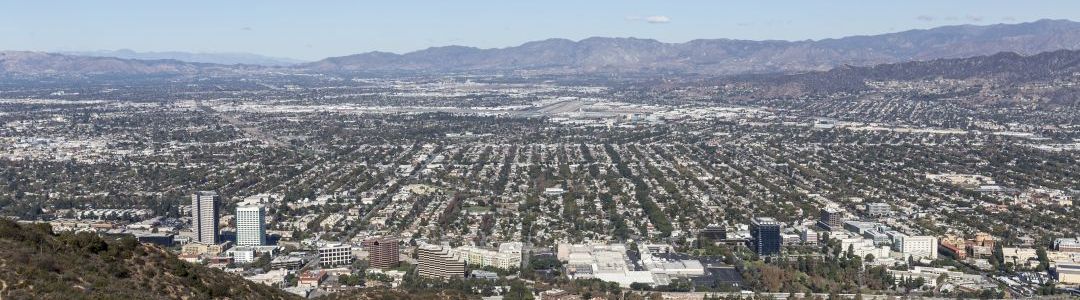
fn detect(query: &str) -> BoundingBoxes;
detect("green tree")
[505,280,534,300]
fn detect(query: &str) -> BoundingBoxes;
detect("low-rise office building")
[1056,262,1080,284]
[454,242,523,270]
[895,235,938,260]
[318,243,354,267]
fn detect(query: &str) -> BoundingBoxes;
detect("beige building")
[417,244,465,280]
[1056,262,1080,284]
[191,191,220,245]
[181,241,232,256]
[454,242,523,270]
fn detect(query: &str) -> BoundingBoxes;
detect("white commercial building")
[318,243,354,267]
[454,242,523,270]
[227,246,257,263]
[800,228,819,245]
[225,245,278,264]
[841,238,890,259]
[639,244,705,286]
[558,243,656,287]
[236,205,266,246]
[895,235,938,260]
[192,191,220,244]
[866,203,891,217]
[246,268,289,287]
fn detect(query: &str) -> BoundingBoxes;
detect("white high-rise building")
[192,191,220,245]
[236,205,266,246]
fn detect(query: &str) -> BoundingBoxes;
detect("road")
[630,291,955,300]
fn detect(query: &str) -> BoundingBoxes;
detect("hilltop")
[0,219,299,300]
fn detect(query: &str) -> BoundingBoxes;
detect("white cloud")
[626,15,671,24]
[644,15,670,24]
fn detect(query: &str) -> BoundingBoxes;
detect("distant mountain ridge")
[304,19,1080,75]
[726,48,1080,103]
[62,49,306,66]
[802,49,1080,84]
[3,19,1080,77]
[0,51,259,77]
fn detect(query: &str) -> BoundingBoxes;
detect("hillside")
[0,219,299,300]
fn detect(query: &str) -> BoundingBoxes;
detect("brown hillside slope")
[0,219,299,300]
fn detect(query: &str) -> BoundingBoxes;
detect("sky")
[1,1,1078,61]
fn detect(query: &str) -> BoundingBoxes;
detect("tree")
[251,253,271,269]
[338,273,364,286]
[630,282,652,291]
[505,280,534,300]
[1036,247,1050,272]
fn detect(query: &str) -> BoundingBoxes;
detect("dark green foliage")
[0,219,299,300]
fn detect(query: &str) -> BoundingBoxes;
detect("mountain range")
[0,51,262,77]
[62,49,306,66]
[2,19,1080,77]
[303,19,1080,75]
[722,49,1080,101]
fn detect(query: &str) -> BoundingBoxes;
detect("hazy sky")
[2,1,1078,61]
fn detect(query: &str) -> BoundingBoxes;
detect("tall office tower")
[362,237,400,269]
[192,191,220,244]
[417,244,465,280]
[750,217,782,256]
[236,205,266,246]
